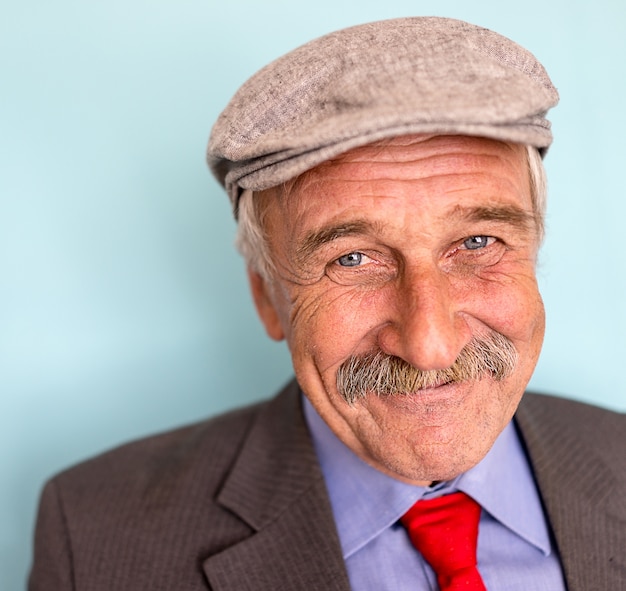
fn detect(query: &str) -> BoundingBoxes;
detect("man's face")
[249,135,545,485]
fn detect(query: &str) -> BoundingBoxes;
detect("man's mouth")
[336,332,517,405]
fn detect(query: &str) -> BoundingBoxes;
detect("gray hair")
[236,145,546,281]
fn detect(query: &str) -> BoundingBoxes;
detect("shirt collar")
[455,415,552,556]
[303,394,552,559]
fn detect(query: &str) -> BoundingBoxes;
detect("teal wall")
[2,0,624,587]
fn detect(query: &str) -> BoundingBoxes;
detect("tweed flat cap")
[208,17,559,213]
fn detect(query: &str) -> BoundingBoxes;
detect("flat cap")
[208,17,559,213]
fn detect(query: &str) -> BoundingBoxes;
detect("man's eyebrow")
[295,205,535,261]
[296,220,377,261]
[451,204,536,231]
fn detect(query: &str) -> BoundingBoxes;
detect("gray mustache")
[336,332,518,405]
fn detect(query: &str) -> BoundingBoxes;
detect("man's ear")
[247,268,285,341]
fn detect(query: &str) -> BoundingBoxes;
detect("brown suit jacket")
[29,380,626,590]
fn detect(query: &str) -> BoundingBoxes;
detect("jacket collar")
[516,393,626,591]
[202,380,351,590]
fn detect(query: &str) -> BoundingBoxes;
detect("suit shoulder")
[31,396,293,590]
[520,392,625,428]
[48,398,268,502]
[517,392,626,466]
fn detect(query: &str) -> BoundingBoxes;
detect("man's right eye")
[336,252,364,267]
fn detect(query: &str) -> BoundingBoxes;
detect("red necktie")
[400,491,487,591]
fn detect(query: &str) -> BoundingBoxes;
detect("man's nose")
[376,263,469,371]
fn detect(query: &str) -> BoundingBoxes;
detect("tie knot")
[401,491,486,591]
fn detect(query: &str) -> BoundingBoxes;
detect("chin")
[357,409,506,485]
[377,443,492,485]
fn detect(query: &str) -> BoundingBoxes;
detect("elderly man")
[30,17,625,591]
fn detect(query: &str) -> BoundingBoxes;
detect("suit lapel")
[516,393,626,591]
[202,380,350,591]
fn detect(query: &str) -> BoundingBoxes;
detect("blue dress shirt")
[303,396,567,590]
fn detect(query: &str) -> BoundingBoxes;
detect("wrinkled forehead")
[275,134,529,206]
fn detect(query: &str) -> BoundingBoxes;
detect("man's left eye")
[462,236,494,250]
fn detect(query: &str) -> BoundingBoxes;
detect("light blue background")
[2,0,625,588]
